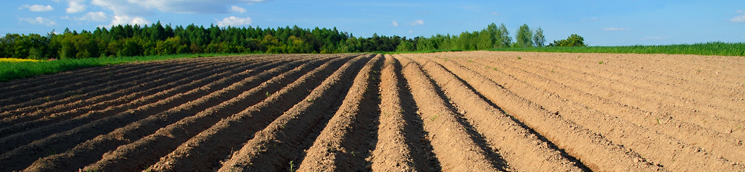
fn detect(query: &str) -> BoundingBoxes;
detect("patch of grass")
[0,53,241,82]
[517,56,522,60]
[488,42,745,57]
[430,114,439,121]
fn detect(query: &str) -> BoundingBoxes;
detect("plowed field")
[1,51,743,171]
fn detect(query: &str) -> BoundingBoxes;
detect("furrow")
[292,54,383,172]
[408,55,587,171]
[395,56,502,172]
[212,55,371,172]
[368,55,436,171]
[138,55,361,172]
[0,61,242,138]
[498,54,745,126]
[25,57,322,172]
[0,60,270,153]
[456,54,745,163]
[449,57,743,170]
[0,60,282,171]
[0,61,214,127]
[425,54,663,171]
[519,53,744,104]
[0,61,159,98]
[0,62,185,110]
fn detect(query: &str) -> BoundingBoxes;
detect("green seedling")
[430,114,439,121]
[468,60,474,63]
[517,56,521,59]
[599,61,604,64]
[289,161,295,172]
[351,151,357,157]
[551,69,554,73]
[493,67,498,71]
[266,92,271,97]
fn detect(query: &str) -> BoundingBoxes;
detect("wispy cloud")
[67,0,86,13]
[110,15,150,26]
[408,30,414,33]
[231,6,246,13]
[392,20,398,27]
[217,16,252,26]
[409,20,424,26]
[602,27,629,31]
[19,4,54,12]
[77,11,108,22]
[19,17,57,26]
[491,12,500,15]
[730,10,745,23]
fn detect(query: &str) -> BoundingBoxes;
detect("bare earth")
[0,51,743,171]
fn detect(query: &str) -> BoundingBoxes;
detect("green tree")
[533,27,545,47]
[476,29,494,50]
[516,24,533,48]
[497,23,512,48]
[549,34,586,47]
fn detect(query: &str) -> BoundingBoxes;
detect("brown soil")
[0,52,740,171]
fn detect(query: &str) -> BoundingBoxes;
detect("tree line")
[0,22,584,59]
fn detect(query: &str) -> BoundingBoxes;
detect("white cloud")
[408,30,414,33]
[19,4,54,12]
[231,6,246,13]
[110,15,150,26]
[392,20,398,27]
[19,17,57,26]
[217,16,252,26]
[91,0,270,16]
[491,12,500,15]
[731,10,745,23]
[77,11,108,22]
[67,0,86,13]
[409,20,424,26]
[602,27,629,31]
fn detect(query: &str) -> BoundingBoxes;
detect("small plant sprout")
[493,67,498,71]
[599,61,604,64]
[551,69,554,73]
[517,56,522,59]
[351,151,357,157]
[289,160,295,172]
[266,92,271,97]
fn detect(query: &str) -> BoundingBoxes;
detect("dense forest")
[0,22,583,59]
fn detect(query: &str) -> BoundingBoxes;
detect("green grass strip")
[488,42,745,57]
[0,53,239,82]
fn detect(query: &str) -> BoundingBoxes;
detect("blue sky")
[2,0,744,46]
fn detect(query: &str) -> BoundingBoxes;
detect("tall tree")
[515,24,533,48]
[533,27,545,47]
[497,23,512,48]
